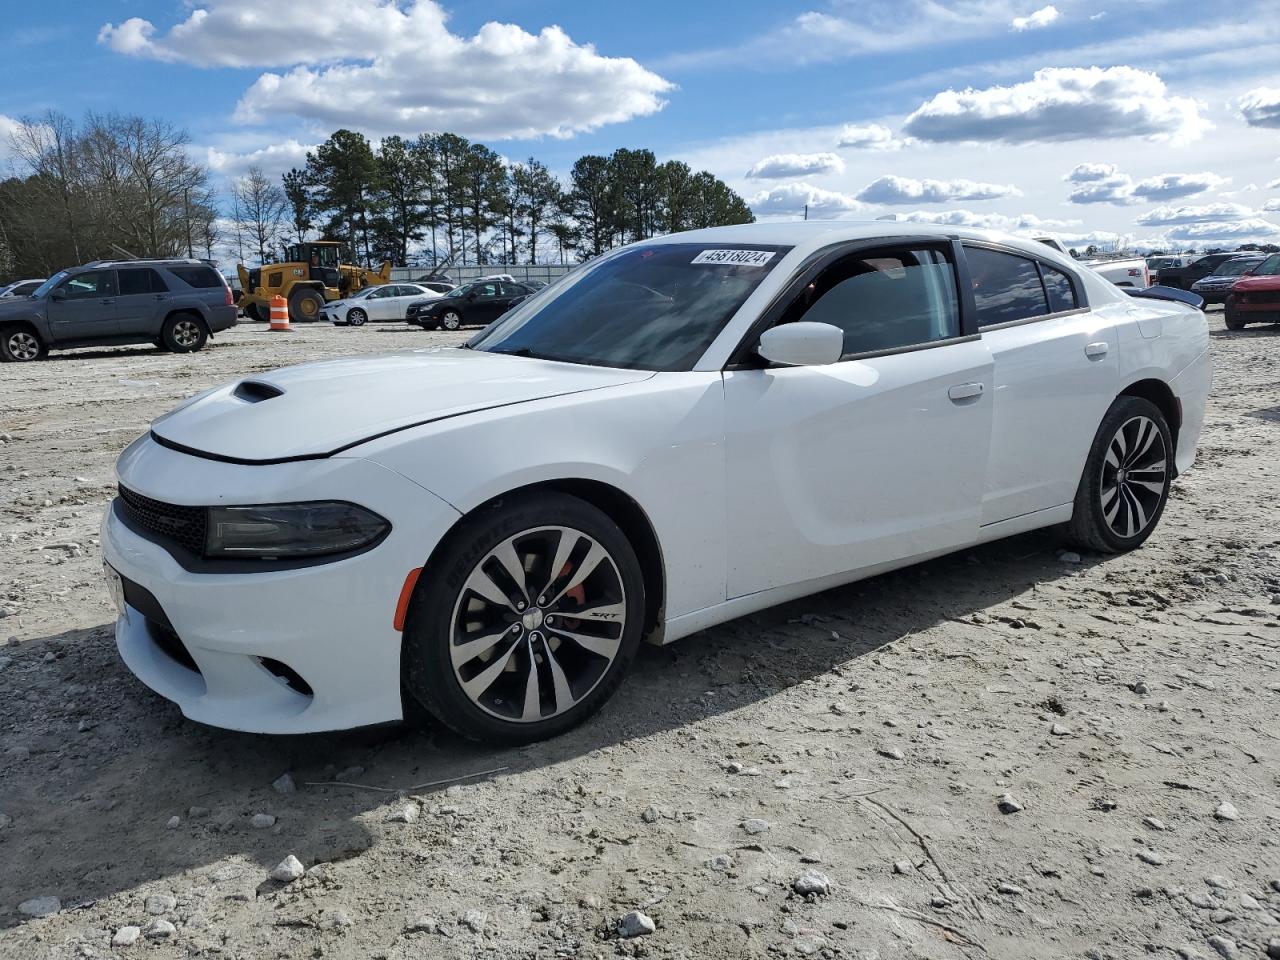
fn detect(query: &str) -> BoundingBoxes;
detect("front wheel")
[1224,303,1246,330]
[161,314,208,353]
[403,492,645,744]
[1067,396,1172,553]
[440,311,462,331]
[288,288,325,323]
[0,326,46,362]
[347,308,367,327]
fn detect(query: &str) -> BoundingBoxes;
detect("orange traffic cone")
[269,295,291,331]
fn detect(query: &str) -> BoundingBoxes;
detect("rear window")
[168,265,224,289]
[966,246,1049,327]
[118,268,168,295]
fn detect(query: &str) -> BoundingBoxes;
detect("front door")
[723,242,993,598]
[46,269,119,342]
[466,282,505,325]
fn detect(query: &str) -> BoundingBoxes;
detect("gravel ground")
[1,314,1278,960]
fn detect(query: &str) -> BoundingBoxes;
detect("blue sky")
[3,0,1279,253]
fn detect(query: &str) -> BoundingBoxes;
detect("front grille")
[117,485,207,556]
[1248,290,1280,304]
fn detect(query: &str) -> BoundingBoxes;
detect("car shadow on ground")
[0,527,1097,927]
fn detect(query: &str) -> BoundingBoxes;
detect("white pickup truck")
[1033,236,1150,288]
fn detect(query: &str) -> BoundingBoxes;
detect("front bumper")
[102,435,461,733]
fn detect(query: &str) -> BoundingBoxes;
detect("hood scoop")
[233,380,284,403]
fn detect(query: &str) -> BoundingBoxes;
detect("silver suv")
[0,259,237,362]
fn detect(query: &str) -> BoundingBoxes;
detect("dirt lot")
[1,314,1278,960]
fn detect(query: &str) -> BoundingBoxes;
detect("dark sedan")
[406,280,534,331]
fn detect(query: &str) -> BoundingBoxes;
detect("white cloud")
[1238,87,1280,129]
[1162,218,1280,242]
[835,123,904,150]
[874,208,1079,231]
[856,174,1021,204]
[1136,203,1254,226]
[1132,172,1228,201]
[1011,5,1060,31]
[1269,178,1280,190]
[1065,163,1226,205]
[1263,199,1280,213]
[902,66,1209,144]
[100,0,672,141]
[205,140,314,179]
[1065,162,1136,204]
[746,152,845,179]
[749,183,863,217]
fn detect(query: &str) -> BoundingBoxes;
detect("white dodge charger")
[102,222,1211,744]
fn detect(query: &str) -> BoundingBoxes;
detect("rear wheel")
[403,492,645,744]
[440,310,463,331]
[244,302,265,323]
[288,288,325,323]
[1067,396,1172,553]
[0,326,46,362]
[347,308,367,327]
[161,314,208,353]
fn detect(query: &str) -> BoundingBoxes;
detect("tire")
[161,314,208,353]
[347,308,367,327]
[403,491,645,745]
[1224,303,1246,330]
[0,326,46,362]
[440,311,463,331]
[244,302,265,323]
[288,288,325,323]
[1067,396,1173,554]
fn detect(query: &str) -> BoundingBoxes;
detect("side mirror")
[466,291,480,301]
[49,289,65,302]
[1243,270,1255,277]
[757,322,844,367]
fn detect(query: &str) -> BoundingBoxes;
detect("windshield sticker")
[691,249,776,267]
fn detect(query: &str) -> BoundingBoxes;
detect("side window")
[783,246,960,357]
[1040,263,1078,313]
[476,283,499,298]
[965,247,1048,327]
[168,265,222,289]
[59,270,117,299]
[118,268,168,295]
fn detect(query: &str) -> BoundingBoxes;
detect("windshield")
[1255,253,1280,275]
[32,272,68,299]
[350,286,380,300]
[471,243,791,371]
[1214,259,1261,277]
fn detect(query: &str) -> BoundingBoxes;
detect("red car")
[1225,253,1280,329]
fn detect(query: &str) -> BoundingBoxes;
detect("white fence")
[390,264,574,285]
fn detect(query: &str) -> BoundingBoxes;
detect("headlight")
[205,502,389,559]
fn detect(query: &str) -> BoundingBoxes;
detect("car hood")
[1232,274,1280,289]
[149,347,654,463]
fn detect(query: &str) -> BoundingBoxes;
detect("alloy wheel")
[348,308,367,326]
[6,330,40,361]
[448,525,627,723]
[173,319,201,348]
[1100,415,1168,539]
[442,312,461,331]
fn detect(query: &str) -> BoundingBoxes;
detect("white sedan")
[102,222,1210,744]
[322,282,439,325]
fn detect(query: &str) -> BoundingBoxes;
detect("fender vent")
[233,380,283,403]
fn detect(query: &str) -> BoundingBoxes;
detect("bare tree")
[232,165,287,264]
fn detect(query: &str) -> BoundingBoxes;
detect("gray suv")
[0,259,237,362]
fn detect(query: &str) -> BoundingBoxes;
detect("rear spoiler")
[1125,285,1203,310]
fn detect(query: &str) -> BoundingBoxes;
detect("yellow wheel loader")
[236,241,392,323]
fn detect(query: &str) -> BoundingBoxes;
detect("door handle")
[947,382,984,402]
[1085,341,1109,359]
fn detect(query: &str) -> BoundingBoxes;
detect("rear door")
[46,270,119,342]
[964,244,1119,525]
[115,267,170,336]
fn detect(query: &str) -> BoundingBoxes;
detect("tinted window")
[1040,263,1078,312]
[501,282,530,297]
[168,265,222,289]
[1215,259,1262,277]
[118,268,168,295]
[59,270,117,299]
[785,247,960,356]
[1256,254,1280,275]
[472,243,789,371]
[10,281,41,296]
[474,283,499,298]
[966,247,1048,327]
